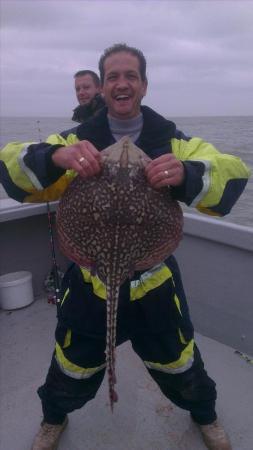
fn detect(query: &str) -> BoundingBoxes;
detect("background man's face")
[102,51,147,119]
[75,74,100,105]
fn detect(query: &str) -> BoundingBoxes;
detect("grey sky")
[1,0,253,117]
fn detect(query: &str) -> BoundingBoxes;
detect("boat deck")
[0,297,252,450]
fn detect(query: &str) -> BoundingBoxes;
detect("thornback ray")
[56,136,183,411]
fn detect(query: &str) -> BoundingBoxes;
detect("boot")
[31,416,68,450]
[198,419,232,450]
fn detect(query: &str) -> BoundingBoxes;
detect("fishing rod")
[37,120,61,304]
[46,201,61,304]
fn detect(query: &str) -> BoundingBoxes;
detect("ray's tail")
[106,282,120,412]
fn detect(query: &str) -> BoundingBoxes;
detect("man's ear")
[142,79,148,98]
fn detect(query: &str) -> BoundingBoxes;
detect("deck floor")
[0,297,252,450]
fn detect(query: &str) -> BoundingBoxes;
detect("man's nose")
[116,76,129,88]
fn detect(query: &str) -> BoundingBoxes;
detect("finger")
[79,140,101,159]
[71,159,89,177]
[147,157,180,175]
[69,152,92,177]
[145,162,169,179]
[80,151,101,175]
[146,164,169,181]
[77,157,101,178]
[149,173,176,189]
[147,154,172,166]
[145,154,174,171]
[78,142,102,174]
[147,167,179,186]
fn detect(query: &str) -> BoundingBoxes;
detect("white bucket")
[0,271,34,310]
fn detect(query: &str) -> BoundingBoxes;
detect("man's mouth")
[79,97,89,103]
[115,94,130,102]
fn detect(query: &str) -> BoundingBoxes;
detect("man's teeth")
[116,95,129,100]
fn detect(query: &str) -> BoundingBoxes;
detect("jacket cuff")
[45,145,66,182]
[170,161,205,205]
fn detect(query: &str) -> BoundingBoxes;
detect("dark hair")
[74,70,100,87]
[98,43,147,84]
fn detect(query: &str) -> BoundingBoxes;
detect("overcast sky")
[1,0,253,117]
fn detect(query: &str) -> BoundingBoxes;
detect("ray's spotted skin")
[57,136,183,410]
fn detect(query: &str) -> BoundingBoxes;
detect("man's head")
[74,70,101,106]
[99,44,148,120]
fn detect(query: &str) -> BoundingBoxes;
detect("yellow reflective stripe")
[19,146,43,189]
[174,294,182,315]
[197,206,222,217]
[189,160,211,207]
[63,329,72,349]
[173,297,188,344]
[173,294,188,344]
[178,328,188,345]
[55,342,106,379]
[130,264,172,301]
[0,142,39,192]
[80,268,107,300]
[144,339,194,374]
[80,264,173,301]
[61,288,69,307]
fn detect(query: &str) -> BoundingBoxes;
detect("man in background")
[72,69,105,123]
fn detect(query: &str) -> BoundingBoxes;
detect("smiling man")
[0,44,250,450]
[100,50,147,119]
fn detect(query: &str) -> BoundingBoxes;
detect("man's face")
[75,74,100,105]
[102,52,147,119]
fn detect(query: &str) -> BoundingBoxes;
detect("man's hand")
[145,154,185,189]
[52,140,102,178]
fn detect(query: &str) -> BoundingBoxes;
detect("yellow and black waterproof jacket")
[0,106,250,340]
[0,106,250,214]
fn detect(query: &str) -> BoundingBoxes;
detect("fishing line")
[37,120,61,304]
